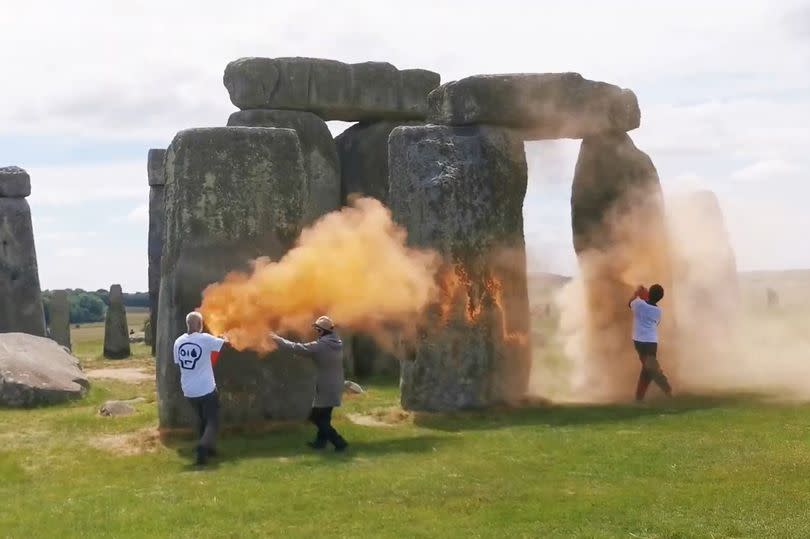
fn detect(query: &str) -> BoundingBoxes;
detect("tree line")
[42,290,149,324]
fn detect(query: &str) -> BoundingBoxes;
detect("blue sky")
[1,0,808,291]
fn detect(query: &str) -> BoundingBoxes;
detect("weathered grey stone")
[0,166,31,198]
[103,284,130,359]
[147,149,166,186]
[147,148,166,354]
[351,335,400,379]
[344,380,364,394]
[428,73,640,139]
[389,125,531,411]
[571,132,663,253]
[0,197,46,336]
[0,333,89,407]
[570,132,673,400]
[223,57,440,121]
[49,290,71,351]
[335,121,421,205]
[99,398,145,417]
[228,110,340,223]
[157,127,316,428]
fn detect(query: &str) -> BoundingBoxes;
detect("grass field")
[70,308,152,360]
[3,285,810,538]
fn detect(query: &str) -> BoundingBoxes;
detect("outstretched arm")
[629,286,647,308]
[270,333,320,357]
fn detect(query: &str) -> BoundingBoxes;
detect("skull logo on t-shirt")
[177,342,203,370]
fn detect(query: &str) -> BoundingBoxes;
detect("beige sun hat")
[313,315,335,331]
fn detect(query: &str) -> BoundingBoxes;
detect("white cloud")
[1,0,808,140]
[26,162,147,207]
[730,159,802,182]
[2,0,809,286]
[55,247,88,258]
[124,203,149,224]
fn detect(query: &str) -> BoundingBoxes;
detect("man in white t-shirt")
[629,284,672,401]
[173,311,227,466]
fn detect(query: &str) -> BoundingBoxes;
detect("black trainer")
[195,446,208,466]
[333,439,349,453]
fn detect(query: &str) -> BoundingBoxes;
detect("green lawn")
[70,308,152,360]
[3,301,810,537]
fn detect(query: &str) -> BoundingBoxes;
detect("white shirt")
[630,298,662,343]
[173,332,225,398]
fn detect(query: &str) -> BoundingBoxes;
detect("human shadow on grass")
[412,392,768,433]
[168,428,451,470]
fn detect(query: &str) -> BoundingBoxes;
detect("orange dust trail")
[199,197,441,352]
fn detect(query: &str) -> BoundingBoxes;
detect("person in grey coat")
[271,316,348,452]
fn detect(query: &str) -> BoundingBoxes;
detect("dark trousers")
[309,407,347,448]
[188,390,220,450]
[634,341,672,400]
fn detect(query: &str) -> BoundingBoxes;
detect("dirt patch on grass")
[85,368,152,383]
[89,428,161,456]
[347,407,412,428]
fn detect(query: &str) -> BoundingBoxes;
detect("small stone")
[344,380,365,394]
[99,398,145,417]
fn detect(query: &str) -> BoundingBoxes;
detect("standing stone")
[0,166,45,337]
[50,290,71,350]
[428,73,640,139]
[157,127,315,428]
[335,120,421,379]
[389,125,531,411]
[103,284,130,359]
[667,190,739,383]
[335,121,422,205]
[224,57,440,121]
[0,166,32,197]
[571,132,673,400]
[227,110,340,223]
[147,148,166,355]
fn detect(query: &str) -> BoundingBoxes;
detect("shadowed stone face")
[104,284,130,360]
[428,73,640,139]
[156,127,316,429]
[223,57,440,122]
[389,125,531,411]
[335,120,423,379]
[335,121,422,205]
[0,167,45,337]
